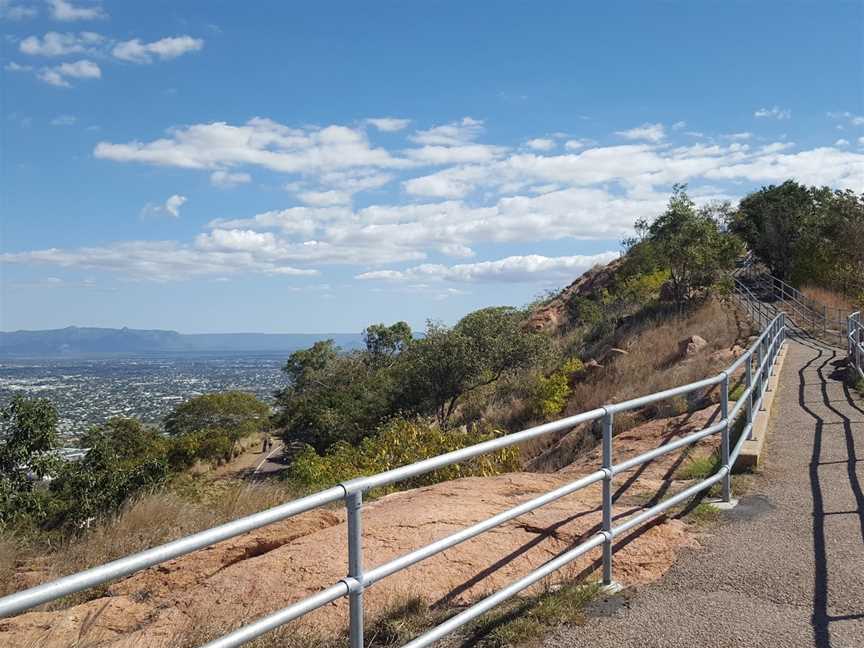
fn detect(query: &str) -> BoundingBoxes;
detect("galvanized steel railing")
[849,311,863,381]
[0,314,788,648]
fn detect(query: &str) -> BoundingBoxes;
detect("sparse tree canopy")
[397,307,549,427]
[626,185,742,303]
[164,391,270,442]
[364,321,412,367]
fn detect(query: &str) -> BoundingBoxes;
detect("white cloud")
[298,190,352,206]
[4,61,32,71]
[1,1,38,20]
[564,139,593,150]
[141,194,187,219]
[356,252,620,283]
[37,58,100,86]
[615,122,665,143]
[50,114,76,126]
[48,0,106,21]
[410,117,484,146]
[827,111,864,127]
[723,132,752,140]
[210,170,251,188]
[112,35,204,63]
[366,117,410,132]
[19,31,103,56]
[526,138,555,151]
[835,139,850,147]
[754,106,791,120]
[94,118,410,176]
[859,137,864,146]
[671,121,687,130]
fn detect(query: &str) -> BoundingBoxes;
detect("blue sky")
[1,0,862,334]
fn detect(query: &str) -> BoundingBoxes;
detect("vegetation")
[0,391,270,535]
[625,184,742,304]
[285,417,521,495]
[730,180,864,301]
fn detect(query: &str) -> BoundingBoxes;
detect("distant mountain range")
[0,326,364,357]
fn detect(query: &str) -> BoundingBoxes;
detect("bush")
[284,417,521,494]
[532,358,584,418]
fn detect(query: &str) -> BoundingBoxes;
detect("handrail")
[849,311,863,381]
[0,311,789,648]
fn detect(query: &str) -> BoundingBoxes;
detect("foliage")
[397,308,550,427]
[164,391,270,440]
[284,417,521,494]
[364,321,412,368]
[276,345,399,452]
[0,396,61,528]
[532,358,584,417]
[80,417,168,465]
[730,181,864,299]
[626,185,743,304]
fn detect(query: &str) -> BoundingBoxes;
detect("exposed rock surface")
[678,335,708,358]
[0,407,722,648]
[527,257,623,332]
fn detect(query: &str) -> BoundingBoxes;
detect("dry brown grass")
[2,480,301,610]
[523,298,755,469]
[801,285,858,312]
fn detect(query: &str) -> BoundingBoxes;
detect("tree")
[363,322,412,368]
[628,185,742,304]
[0,396,60,527]
[730,180,814,280]
[164,391,270,440]
[398,308,549,427]
[80,417,167,465]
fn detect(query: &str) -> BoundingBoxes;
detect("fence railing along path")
[849,311,863,381]
[0,310,789,648]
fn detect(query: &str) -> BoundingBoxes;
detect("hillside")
[0,326,363,357]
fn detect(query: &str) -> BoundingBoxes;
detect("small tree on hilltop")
[627,185,742,304]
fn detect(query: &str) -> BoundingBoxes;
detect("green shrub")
[532,358,584,418]
[284,417,521,495]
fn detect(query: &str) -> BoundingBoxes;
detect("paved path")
[547,338,864,648]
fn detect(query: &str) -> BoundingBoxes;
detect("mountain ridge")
[0,326,363,357]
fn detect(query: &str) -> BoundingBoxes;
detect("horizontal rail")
[0,485,347,618]
[0,307,791,648]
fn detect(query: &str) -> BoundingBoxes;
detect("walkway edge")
[734,343,788,471]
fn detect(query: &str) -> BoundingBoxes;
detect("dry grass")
[2,480,300,610]
[801,285,858,312]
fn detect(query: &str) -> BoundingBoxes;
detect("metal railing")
[0,314,788,648]
[738,264,851,345]
[849,311,863,381]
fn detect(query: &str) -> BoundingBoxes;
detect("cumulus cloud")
[827,111,864,127]
[1,1,38,20]
[564,139,593,150]
[141,194,187,219]
[37,58,100,86]
[366,117,410,132]
[48,0,106,21]
[19,30,103,55]
[112,35,204,63]
[835,139,850,147]
[356,252,620,283]
[94,118,409,175]
[410,117,485,146]
[615,122,665,142]
[526,138,555,151]
[754,106,791,120]
[210,170,251,187]
[5,61,32,71]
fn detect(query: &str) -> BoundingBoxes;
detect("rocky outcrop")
[527,257,623,332]
[0,408,721,648]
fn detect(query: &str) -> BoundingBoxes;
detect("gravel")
[546,339,864,648]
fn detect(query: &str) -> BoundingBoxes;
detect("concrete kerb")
[734,342,789,471]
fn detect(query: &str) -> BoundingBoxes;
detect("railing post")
[601,411,614,587]
[746,352,754,440]
[721,372,731,502]
[346,491,364,648]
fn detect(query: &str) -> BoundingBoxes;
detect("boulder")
[678,335,708,357]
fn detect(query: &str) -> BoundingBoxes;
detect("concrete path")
[547,338,864,648]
